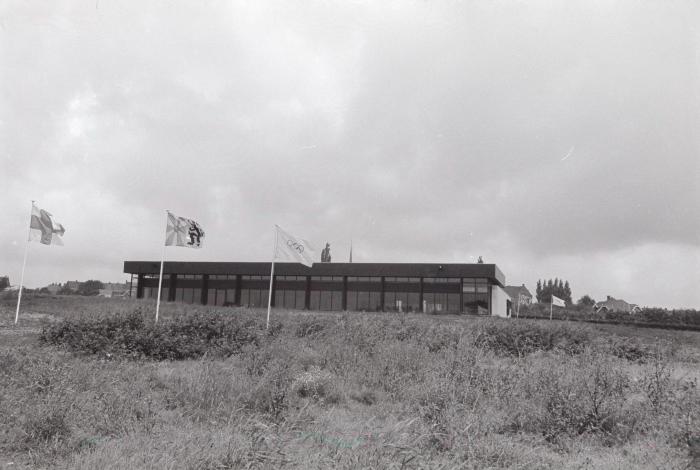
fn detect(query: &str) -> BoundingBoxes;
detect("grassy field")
[1,296,699,469]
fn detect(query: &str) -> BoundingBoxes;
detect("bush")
[512,351,630,442]
[291,366,340,403]
[39,310,262,360]
[475,320,590,357]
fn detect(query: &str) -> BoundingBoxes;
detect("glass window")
[447,293,461,313]
[347,291,357,311]
[295,290,305,309]
[274,290,284,307]
[464,292,489,315]
[309,290,320,310]
[320,291,332,310]
[248,289,265,307]
[384,292,395,311]
[407,292,420,312]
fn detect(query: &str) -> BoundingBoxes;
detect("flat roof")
[123,261,506,286]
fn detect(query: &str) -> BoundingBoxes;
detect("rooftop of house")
[594,296,641,312]
[504,284,532,300]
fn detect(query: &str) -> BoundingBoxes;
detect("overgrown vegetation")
[1,297,699,469]
[519,303,700,329]
[40,310,261,360]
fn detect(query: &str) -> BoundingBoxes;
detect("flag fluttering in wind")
[17,201,65,324]
[274,225,315,267]
[165,211,205,248]
[551,295,566,307]
[30,203,65,245]
[155,211,206,322]
[266,225,315,329]
[550,294,565,320]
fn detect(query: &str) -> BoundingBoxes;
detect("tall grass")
[1,297,698,469]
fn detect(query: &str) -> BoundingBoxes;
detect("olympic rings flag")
[273,225,316,267]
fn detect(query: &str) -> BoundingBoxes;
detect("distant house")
[504,284,533,306]
[44,283,62,294]
[594,296,641,314]
[98,282,130,298]
[64,280,80,291]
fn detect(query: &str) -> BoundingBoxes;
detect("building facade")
[123,261,509,317]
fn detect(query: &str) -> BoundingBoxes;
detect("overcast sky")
[1,1,698,308]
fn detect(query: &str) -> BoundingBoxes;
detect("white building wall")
[491,285,510,318]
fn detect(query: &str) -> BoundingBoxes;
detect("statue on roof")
[321,243,331,263]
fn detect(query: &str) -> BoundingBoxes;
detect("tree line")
[535,278,572,305]
[0,276,106,296]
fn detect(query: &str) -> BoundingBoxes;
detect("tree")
[536,277,573,305]
[577,295,596,307]
[77,280,104,296]
[0,276,9,291]
[58,284,75,295]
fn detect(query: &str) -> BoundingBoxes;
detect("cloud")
[0,0,698,308]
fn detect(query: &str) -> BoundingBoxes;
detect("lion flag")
[165,211,205,248]
[274,225,315,267]
[30,204,65,245]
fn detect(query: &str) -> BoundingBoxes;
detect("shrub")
[642,351,672,413]
[291,366,341,403]
[39,310,262,360]
[604,336,655,362]
[243,360,292,420]
[294,318,326,338]
[513,351,629,442]
[475,320,590,357]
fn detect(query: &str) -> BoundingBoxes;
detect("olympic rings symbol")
[286,239,305,254]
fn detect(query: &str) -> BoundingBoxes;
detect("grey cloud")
[1,0,698,307]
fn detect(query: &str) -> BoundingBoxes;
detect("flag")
[165,211,205,248]
[349,239,353,263]
[274,225,315,267]
[30,204,65,245]
[552,295,565,307]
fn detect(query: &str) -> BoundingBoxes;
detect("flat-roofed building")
[123,261,509,317]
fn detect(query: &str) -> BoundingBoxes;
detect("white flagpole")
[155,210,168,323]
[14,200,34,325]
[516,295,521,318]
[266,225,278,330]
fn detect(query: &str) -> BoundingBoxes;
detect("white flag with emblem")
[165,211,205,248]
[552,295,566,307]
[30,203,65,245]
[274,225,315,267]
